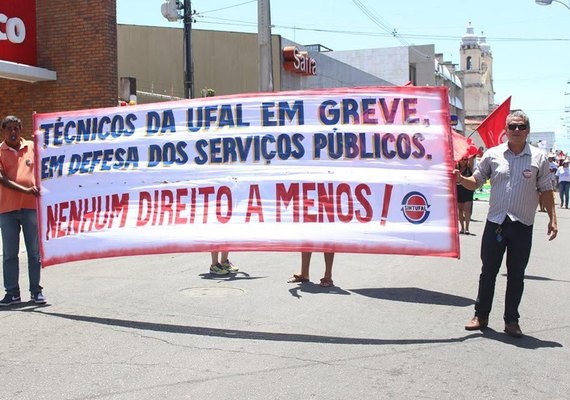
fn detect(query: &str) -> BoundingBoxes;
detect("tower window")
[466,56,472,70]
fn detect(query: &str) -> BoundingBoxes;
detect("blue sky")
[117,0,570,151]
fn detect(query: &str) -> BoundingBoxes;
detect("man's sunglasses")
[508,124,527,131]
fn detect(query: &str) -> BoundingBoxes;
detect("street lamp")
[535,0,570,10]
[161,0,194,98]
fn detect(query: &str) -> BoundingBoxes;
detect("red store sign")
[283,46,316,76]
[0,0,37,66]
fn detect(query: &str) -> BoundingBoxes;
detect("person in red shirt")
[0,116,46,306]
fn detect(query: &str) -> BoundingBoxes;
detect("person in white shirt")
[555,159,570,209]
[454,111,557,338]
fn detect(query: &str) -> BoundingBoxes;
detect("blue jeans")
[475,218,533,323]
[0,209,42,295]
[559,181,570,208]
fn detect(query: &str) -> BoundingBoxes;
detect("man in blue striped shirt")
[454,110,558,338]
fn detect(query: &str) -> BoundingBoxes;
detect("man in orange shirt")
[0,116,46,306]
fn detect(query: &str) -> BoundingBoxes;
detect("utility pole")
[258,0,274,92]
[183,0,194,98]
[161,0,194,98]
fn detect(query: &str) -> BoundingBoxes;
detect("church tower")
[457,22,495,131]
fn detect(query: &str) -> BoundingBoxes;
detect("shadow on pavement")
[0,302,50,311]
[198,271,265,281]
[21,308,484,346]
[481,328,563,349]
[350,287,475,307]
[501,274,570,283]
[288,281,351,298]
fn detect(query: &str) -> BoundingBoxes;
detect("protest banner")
[34,86,459,266]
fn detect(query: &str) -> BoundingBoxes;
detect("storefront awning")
[0,60,56,83]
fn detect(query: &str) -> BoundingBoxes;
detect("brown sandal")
[287,274,309,283]
[319,277,334,287]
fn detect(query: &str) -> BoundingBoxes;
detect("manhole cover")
[180,287,246,298]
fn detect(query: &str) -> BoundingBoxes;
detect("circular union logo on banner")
[401,191,431,224]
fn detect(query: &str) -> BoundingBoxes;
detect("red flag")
[476,96,511,149]
[452,130,478,162]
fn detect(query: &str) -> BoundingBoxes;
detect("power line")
[199,0,256,15]
[351,0,394,35]
[197,18,257,28]
[350,0,431,59]
[196,16,570,43]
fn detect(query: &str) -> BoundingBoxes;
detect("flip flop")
[287,274,309,283]
[319,277,334,287]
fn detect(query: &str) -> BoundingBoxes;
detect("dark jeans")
[0,209,42,295]
[559,181,570,208]
[475,217,533,323]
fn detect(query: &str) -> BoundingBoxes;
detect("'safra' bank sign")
[282,46,317,76]
[0,0,37,66]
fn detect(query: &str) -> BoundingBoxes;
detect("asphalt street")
[1,200,569,400]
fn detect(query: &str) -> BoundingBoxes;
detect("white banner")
[34,86,459,266]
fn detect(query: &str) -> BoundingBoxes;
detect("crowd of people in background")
[553,154,570,209]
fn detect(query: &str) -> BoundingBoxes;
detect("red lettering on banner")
[136,187,232,226]
[159,190,174,225]
[80,203,95,233]
[57,201,69,238]
[336,183,353,223]
[276,182,374,223]
[137,191,152,226]
[317,183,335,222]
[43,183,381,241]
[151,190,159,226]
[68,200,83,234]
[246,184,264,222]
[189,187,197,224]
[94,196,109,230]
[355,184,373,222]
[276,183,300,222]
[175,188,189,224]
[302,182,317,222]
[199,186,215,223]
[380,184,393,226]
[216,186,233,223]
[138,189,181,226]
[46,194,130,239]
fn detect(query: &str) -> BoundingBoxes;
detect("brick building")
[0,0,118,139]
